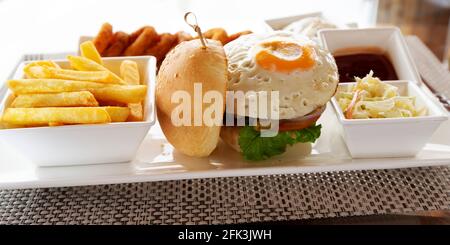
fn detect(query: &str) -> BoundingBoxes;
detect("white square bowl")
[331,80,448,158]
[0,56,156,166]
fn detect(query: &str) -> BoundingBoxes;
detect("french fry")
[120,60,140,85]
[103,106,130,122]
[23,60,61,78]
[24,60,60,69]
[26,66,113,83]
[8,79,106,94]
[97,100,128,107]
[67,55,125,84]
[11,91,99,108]
[7,79,146,104]
[0,122,23,129]
[48,122,65,127]
[120,60,143,121]
[44,67,111,83]
[2,107,111,126]
[67,55,102,71]
[80,40,103,65]
[92,23,114,55]
[90,85,147,104]
[4,94,16,109]
[23,65,48,80]
[127,103,143,121]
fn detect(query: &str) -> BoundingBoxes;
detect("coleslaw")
[336,71,427,119]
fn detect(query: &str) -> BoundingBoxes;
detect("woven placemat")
[0,166,449,224]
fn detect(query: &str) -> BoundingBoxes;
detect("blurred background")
[377,0,449,64]
[0,0,448,81]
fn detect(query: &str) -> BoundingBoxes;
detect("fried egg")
[224,31,339,119]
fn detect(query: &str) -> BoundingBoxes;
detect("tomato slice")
[278,106,325,132]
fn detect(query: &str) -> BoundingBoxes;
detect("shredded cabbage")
[336,71,427,119]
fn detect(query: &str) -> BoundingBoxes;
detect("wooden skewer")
[184,12,207,49]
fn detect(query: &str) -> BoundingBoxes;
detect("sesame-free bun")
[156,39,227,157]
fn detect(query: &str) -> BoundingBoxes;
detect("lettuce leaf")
[238,124,322,161]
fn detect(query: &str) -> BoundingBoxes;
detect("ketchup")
[334,53,398,83]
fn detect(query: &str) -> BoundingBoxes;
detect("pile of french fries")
[0,41,147,129]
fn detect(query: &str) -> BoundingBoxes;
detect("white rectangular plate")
[1,105,450,190]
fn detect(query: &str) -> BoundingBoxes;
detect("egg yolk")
[255,41,315,73]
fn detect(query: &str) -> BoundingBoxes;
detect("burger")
[220,31,339,160]
[156,31,338,161]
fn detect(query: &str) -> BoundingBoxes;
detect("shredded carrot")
[344,90,361,119]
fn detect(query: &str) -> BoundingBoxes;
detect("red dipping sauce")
[333,47,398,83]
